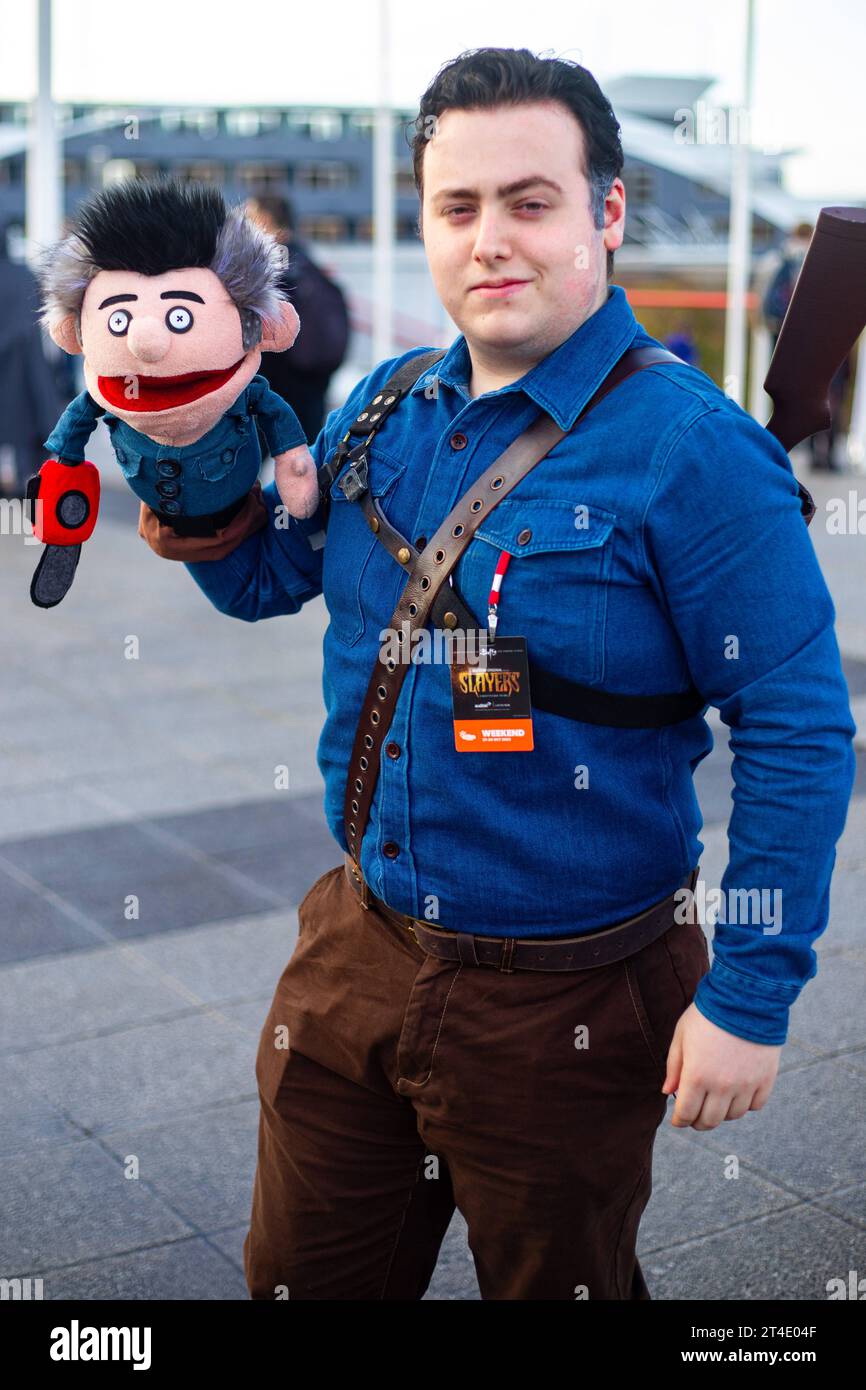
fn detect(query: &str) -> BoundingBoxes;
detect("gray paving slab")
[0,860,100,962]
[639,1202,865,1301]
[0,798,335,962]
[423,1212,481,1300]
[99,1100,260,1233]
[647,1122,802,1249]
[0,1138,192,1270]
[678,1058,866,1198]
[204,1224,247,1276]
[130,911,298,1007]
[13,1002,261,1136]
[784,951,866,1054]
[0,1058,83,1156]
[0,941,198,1053]
[39,1238,249,1301]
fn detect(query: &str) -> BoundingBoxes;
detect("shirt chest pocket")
[193,437,246,483]
[111,441,142,481]
[456,497,617,686]
[322,451,407,646]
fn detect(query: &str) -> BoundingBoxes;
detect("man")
[139,48,856,1300]
[245,193,349,441]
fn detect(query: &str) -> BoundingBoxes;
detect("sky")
[0,0,863,200]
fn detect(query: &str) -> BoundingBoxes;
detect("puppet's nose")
[126,317,171,364]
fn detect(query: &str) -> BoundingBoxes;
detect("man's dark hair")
[410,47,624,280]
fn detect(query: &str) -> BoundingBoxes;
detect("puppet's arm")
[26,391,103,607]
[248,376,319,519]
[43,390,104,462]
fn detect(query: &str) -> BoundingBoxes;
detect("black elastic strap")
[526,660,706,728]
[316,348,446,498]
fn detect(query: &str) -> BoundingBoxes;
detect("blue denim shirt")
[180,286,856,1045]
[43,374,307,516]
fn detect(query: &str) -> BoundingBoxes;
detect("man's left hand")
[662,1003,782,1130]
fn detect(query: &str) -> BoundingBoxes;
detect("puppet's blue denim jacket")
[43,374,307,516]
[182,287,855,1046]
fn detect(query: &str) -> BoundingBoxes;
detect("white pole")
[723,0,756,407]
[748,323,772,423]
[25,0,62,266]
[372,0,394,366]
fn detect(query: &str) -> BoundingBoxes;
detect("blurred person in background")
[756,220,813,349]
[0,221,64,498]
[245,194,350,447]
[663,322,699,367]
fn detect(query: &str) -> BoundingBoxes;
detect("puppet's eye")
[166,306,193,333]
[108,309,131,336]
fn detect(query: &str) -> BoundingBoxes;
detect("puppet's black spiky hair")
[36,177,288,335]
[74,179,226,276]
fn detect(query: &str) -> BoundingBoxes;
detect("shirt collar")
[410,284,641,431]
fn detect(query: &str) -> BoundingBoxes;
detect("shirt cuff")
[43,440,84,463]
[692,958,802,1046]
[268,415,308,456]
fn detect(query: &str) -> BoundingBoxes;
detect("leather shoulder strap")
[317,348,446,500]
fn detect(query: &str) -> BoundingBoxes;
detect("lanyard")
[486,549,511,642]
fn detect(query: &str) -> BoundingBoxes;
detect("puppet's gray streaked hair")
[211,206,289,334]
[35,203,289,341]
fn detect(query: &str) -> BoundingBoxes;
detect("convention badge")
[450,635,534,751]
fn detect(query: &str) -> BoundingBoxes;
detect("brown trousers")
[244,861,710,1300]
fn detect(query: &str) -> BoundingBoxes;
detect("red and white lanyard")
[486,549,511,641]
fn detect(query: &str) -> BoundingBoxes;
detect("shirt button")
[450,432,468,450]
[517,527,533,545]
[383,841,400,858]
[385,742,401,759]
[221,448,234,463]
[415,536,427,550]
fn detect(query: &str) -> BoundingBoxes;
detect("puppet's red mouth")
[97,357,245,412]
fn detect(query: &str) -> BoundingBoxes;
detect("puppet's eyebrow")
[160,290,205,303]
[98,293,137,309]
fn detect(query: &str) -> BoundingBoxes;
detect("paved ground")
[1,429,864,1301]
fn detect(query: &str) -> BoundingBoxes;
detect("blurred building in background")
[0,75,861,419]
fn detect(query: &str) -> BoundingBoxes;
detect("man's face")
[420,101,625,371]
[78,265,262,443]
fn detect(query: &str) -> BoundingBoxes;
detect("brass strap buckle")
[350,859,371,910]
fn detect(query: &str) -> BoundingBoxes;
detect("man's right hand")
[138,482,269,561]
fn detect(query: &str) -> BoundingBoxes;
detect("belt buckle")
[350,859,370,910]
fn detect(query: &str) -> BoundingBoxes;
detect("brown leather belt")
[343,854,700,973]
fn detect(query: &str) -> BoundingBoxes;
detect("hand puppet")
[30,178,320,607]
